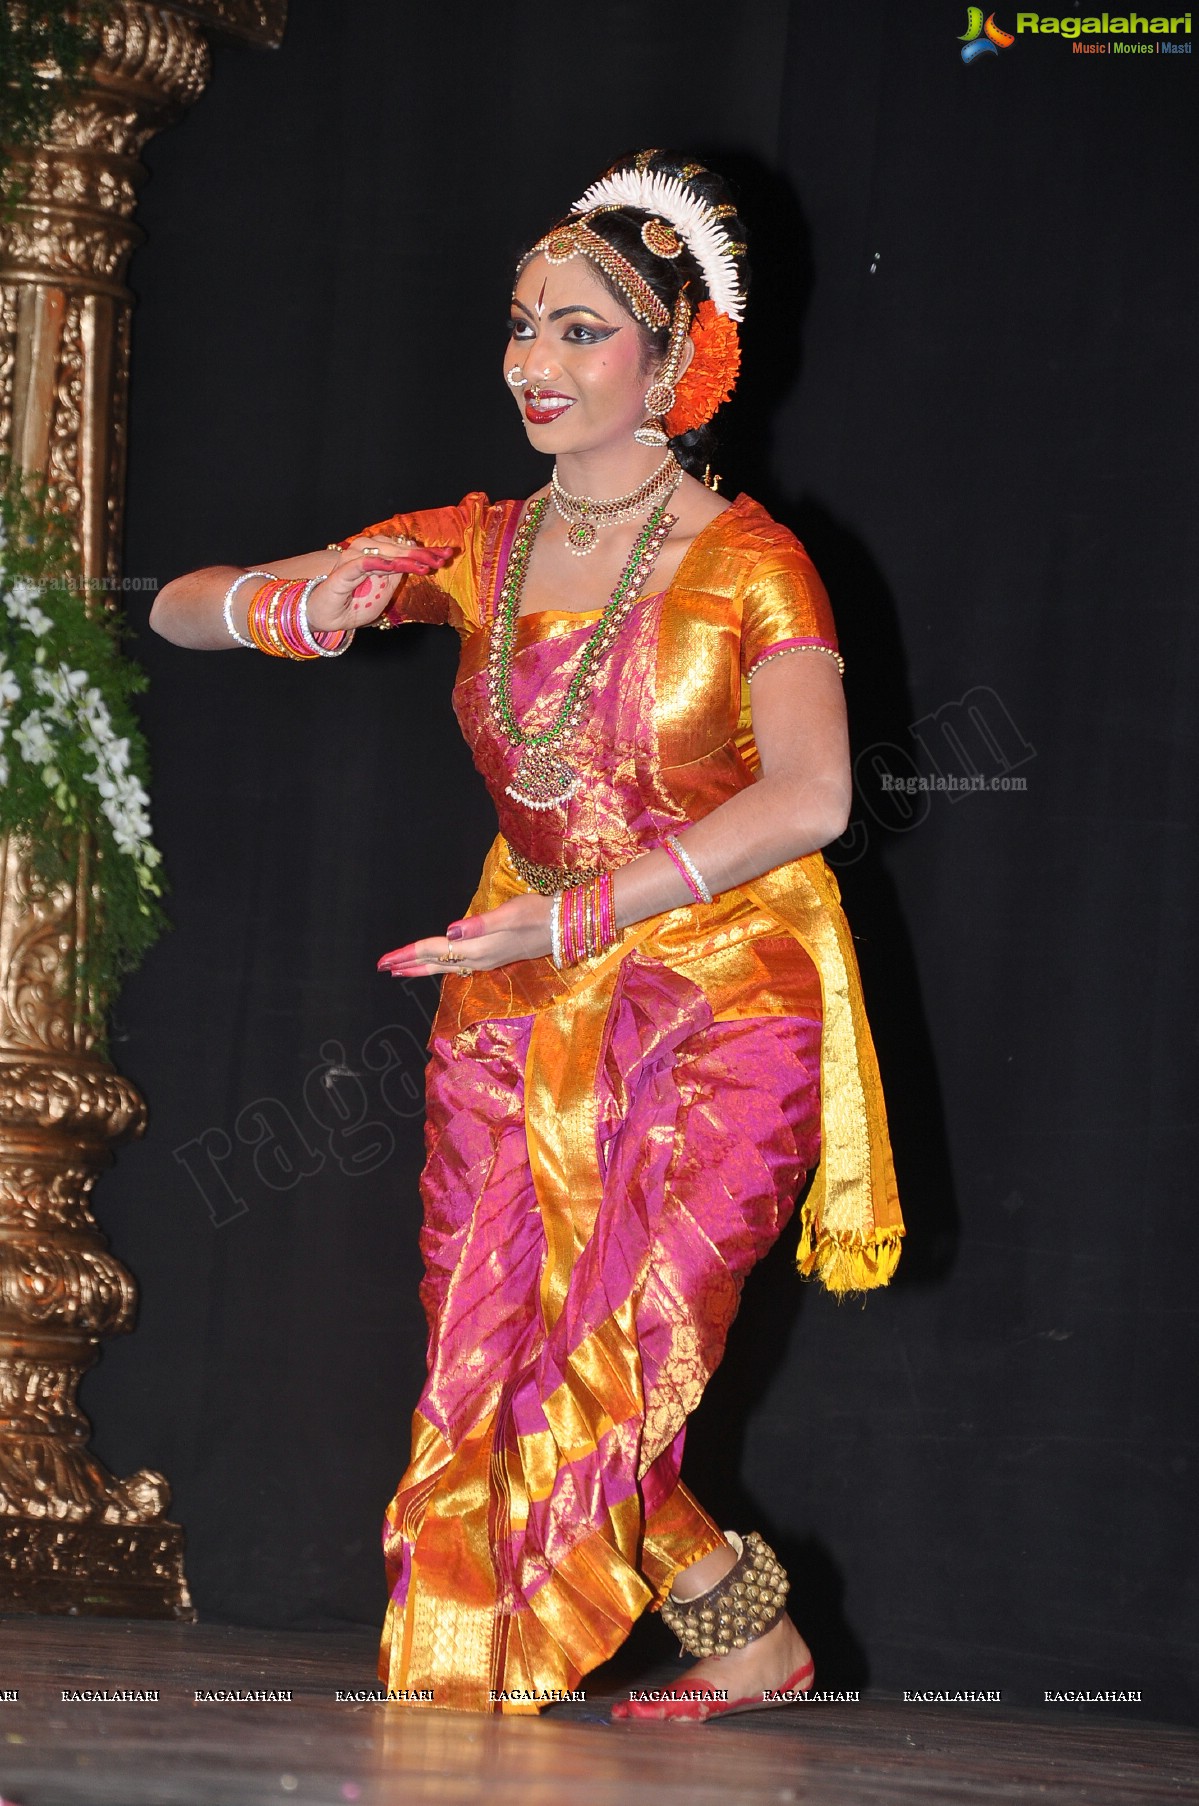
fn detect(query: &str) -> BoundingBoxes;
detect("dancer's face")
[505,253,654,453]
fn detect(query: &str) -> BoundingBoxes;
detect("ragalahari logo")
[959,7,1016,58]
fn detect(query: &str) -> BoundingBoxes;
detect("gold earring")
[633,287,691,447]
[633,380,673,447]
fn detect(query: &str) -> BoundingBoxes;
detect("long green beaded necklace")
[487,486,680,810]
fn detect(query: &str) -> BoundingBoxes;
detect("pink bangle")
[575,886,587,961]
[557,873,620,967]
[246,578,287,656]
[599,870,614,947]
[276,580,318,658]
[561,888,578,965]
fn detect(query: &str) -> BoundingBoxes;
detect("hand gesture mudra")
[306,535,456,634]
[377,893,555,980]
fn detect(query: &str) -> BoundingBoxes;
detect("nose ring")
[506,366,528,389]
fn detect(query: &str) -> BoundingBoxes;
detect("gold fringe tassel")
[796,1202,904,1297]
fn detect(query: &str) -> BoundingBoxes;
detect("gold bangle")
[266,582,286,655]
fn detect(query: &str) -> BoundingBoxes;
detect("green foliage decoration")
[0,2,105,201]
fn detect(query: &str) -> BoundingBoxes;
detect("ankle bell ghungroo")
[659,1531,790,1658]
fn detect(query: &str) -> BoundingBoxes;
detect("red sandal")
[611,1655,815,1722]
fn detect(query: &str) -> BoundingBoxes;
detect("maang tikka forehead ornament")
[531,219,671,332]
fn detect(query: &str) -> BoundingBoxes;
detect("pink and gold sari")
[350,491,903,1711]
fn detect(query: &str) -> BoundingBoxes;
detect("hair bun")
[571,161,747,322]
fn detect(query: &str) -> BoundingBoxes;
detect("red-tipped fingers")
[356,544,455,570]
[360,556,440,576]
[362,547,449,566]
[378,937,469,980]
[390,543,455,565]
[377,944,419,970]
[377,945,457,969]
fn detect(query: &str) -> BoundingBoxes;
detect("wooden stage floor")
[0,1620,1193,1806]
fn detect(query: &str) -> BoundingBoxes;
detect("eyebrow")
[511,299,615,325]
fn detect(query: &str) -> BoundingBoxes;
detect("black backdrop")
[78,0,1197,1722]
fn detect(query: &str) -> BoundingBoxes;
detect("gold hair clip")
[642,216,684,259]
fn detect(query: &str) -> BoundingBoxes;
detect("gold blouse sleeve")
[340,490,492,637]
[738,538,839,677]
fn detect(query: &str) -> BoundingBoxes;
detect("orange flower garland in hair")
[665,300,742,436]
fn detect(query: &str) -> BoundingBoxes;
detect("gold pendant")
[565,518,599,556]
[505,745,580,810]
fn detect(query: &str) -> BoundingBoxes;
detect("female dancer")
[150,150,903,1722]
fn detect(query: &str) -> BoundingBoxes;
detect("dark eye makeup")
[505,317,618,343]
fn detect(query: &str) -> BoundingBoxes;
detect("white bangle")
[549,893,564,969]
[296,577,353,657]
[222,569,275,648]
[664,833,713,904]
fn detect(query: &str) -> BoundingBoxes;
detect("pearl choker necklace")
[550,452,681,556]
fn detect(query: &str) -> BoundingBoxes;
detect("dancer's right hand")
[306,537,456,633]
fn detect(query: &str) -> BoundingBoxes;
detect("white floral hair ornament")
[571,168,746,323]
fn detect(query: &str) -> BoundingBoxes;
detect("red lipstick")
[525,389,575,425]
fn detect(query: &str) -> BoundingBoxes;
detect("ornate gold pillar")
[0,0,286,1615]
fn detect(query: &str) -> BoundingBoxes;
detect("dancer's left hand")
[376,893,553,978]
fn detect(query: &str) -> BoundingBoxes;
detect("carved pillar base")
[0,1522,191,1618]
[0,832,192,1620]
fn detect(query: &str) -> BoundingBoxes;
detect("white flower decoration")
[571,167,746,322]
[14,710,55,767]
